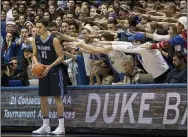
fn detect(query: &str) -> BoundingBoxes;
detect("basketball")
[31,63,47,77]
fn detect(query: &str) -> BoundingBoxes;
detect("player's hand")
[42,65,51,77]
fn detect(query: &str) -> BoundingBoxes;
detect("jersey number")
[41,51,47,59]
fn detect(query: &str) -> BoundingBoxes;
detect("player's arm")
[32,38,39,64]
[49,38,64,69]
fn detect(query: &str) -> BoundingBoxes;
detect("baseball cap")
[40,0,47,4]
[178,16,187,30]
[24,21,33,26]
[22,46,33,52]
[6,20,15,26]
[82,25,94,33]
[120,4,130,12]
[128,32,145,42]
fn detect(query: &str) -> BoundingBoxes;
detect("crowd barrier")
[1,84,187,136]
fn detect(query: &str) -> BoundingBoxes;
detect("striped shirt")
[123,67,145,84]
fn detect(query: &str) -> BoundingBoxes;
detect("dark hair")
[44,11,52,21]
[19,3,26,9]
[37,8,44,14]
[173,51,187,63]
[66,11,75,18]
[49,22,57,28]
[4,32,15,51]
[108,19,118,25]
[20,26,29,31]
[128,17,137,27]
[22,53,32,72]
[19,14,26,21]
[101,60,114,76]
[101,32,115,41]
[36,18,49,28]
[6,32,15,42]
[83,21,94,27]
[12,8,19,12]
[156,28,168,35]
[10,57,19,65]
[69,22,79,30]
[62,20,70,25]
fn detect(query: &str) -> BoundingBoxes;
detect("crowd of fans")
[1,0,187,87]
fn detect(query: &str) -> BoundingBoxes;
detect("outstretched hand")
[72,41,84,47]
[101,45,113,54]
[51,31,60,35]
[140,42,152,50]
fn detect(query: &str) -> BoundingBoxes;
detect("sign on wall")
[1,87,187,130]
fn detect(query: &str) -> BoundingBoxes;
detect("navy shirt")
[165,67,187,83]
[1,42,16,63]
[35,34,57,65]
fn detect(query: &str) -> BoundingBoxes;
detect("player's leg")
[54,96,64,118]
[51,96,65,134]
[32,77,51,134]
[51,94,65,135]
[32,96,51,134]
[40,96,50,127]
[51,66,66,135]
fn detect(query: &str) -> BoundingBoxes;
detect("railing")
[1,84,187,91]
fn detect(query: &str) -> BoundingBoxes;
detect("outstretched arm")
[52,31,78,42]
[63,51,77,60]
[79,43,105,54]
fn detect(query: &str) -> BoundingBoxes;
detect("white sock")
[43,118,49,127]
[59,118,64,128]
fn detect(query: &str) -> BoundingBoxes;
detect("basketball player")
[32,19,67,135]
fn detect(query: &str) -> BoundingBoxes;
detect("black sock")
[59,116,64,119]
[43,117,49,119]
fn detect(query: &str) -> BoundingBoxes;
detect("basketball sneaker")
[51,126,65,135]
[32,126,51,134]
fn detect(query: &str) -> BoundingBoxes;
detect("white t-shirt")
[6,9,13,21]
[82,53,91,76]
[111,42,169,78]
